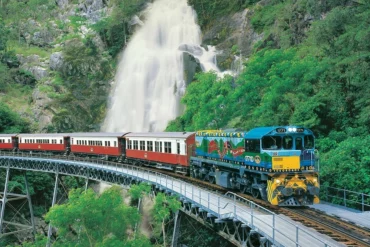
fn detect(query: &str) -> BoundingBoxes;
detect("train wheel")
[191,168,198,178]
[208,176,215,184]
[252,188,260,199]
[239,185,247,194]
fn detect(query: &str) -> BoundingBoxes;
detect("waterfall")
[103,0,220,132]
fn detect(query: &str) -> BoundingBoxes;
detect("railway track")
[4,153,370,246]
[150,167,370,247]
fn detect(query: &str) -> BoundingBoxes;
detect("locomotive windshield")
[262,134,315,150]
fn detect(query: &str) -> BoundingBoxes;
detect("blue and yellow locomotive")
[190,126,320,206]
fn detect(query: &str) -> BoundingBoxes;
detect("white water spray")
[103,0,221,132]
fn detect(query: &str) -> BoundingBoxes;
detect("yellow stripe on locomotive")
[272,156,300,170]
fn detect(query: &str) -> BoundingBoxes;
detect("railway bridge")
[0,153,337,247]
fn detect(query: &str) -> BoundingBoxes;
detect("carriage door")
[65,137,71,152]
[176,140,181,165]
[13,137,18,149]
[120,138,126,156]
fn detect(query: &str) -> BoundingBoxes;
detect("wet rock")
[49,52,64,71]
[202,9,263,71]
[24,66,49,81]
[31,30,54,47]
[56,0,69,8]
[32,87,53,131]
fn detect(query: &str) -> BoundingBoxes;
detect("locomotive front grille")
[272,156,300,170]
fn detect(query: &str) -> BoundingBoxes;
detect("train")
[0,126,320,206]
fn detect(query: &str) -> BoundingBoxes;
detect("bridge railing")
[320,185,370,212]
[0,151,334,247]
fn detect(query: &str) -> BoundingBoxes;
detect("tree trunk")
[162,219,166,247]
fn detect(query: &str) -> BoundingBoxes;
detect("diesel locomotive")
[191,126,320,206]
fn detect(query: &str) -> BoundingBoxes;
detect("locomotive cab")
[259,127,320,206]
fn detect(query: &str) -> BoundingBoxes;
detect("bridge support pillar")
[47,172,59,247]
[0,167,36,240]
[171,210,183,247]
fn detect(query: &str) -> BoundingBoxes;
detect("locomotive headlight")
[275,179,281,184]
[288,128,293,132]
[292,127,297,132]
[313,178,317,182]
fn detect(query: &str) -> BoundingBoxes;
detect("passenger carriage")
[124,132,195,173]
[18,133,70,153]
[69,132,127,160]
[0,134,18,151]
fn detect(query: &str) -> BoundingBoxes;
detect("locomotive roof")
[69,132,128,137]
[245,126,311,139]
[245,127,277,139]
[125,132,195,138]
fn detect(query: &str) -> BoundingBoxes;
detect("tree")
[44,186,141,246]
[0,17,9,51]
[129,183,152,204]
[0,101,29,133]
[152,193,181,246]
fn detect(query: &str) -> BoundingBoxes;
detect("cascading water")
[103,0,221,132]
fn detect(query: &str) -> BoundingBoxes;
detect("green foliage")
[68,15,87,32]
[188,0,245,29]
[45,186,141,246]
[171,72,234,131]
[92,0,147,57]
[319,133,370,194]
[0,18,9,51]
[129,183,151,202]
[9,43,51,58]
[152,193,181,246]
[0,101,29,133]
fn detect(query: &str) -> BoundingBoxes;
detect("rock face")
[31,30,54,47]
[202,9,263,71]
[25,66,49,81]
[78,0,107,23]
[56,0,69,8]
[49,52,64,71]
[32,87,53,132]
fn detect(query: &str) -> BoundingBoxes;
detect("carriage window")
[164,142,171,153]
[133,140,138,150]
[140,141,145,150]
[177,143,180,154]
[245,139,261,152]
[304,135,314,149]
[155,141,162,152]
[114,141,117,147]
[147,141,153,151]
[296,137,303,150]
[283,136,293,150]
[60,139,63,144]
[262,136,282,150]
[128,140,132,149]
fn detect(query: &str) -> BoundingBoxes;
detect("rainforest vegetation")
[0,0,369,245]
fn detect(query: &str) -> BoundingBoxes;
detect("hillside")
[0,0,369,193]
[0,0,147,133]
